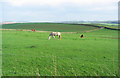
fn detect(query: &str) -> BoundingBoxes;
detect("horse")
[48,32,61,40]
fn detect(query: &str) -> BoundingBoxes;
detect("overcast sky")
[0,0,119,22]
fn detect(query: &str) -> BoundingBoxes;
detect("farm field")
[2,23,98,32]
[2,23,119,76]
[89,23,119,29]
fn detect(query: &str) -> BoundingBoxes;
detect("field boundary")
[74,24,120,31]
[0,27,103,33]
[0,29,52,32]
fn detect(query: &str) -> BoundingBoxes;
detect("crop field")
[2,23,119,76]
[2,23,97,32]
[89,23,119,29]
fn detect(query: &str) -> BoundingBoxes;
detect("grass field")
[89,23,119,29]
[2,23,98,32]
[2,23,118,76]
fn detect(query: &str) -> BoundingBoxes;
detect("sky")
[0,0,119,22]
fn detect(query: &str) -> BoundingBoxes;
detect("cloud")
[1,0,118,21]
[2,0,119,12]
[3,0,119,7]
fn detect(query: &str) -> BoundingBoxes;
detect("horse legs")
[48,36,51,40]
[53,36,55,39]
[58,35,61,40]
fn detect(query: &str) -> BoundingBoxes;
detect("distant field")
[2,28,118,76]
[89,23,119,29]
[2,23,98,32]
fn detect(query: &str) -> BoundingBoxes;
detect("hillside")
[2,23,99,32]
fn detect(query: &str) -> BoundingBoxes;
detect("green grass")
[2,29,118,76]
[89,23,119,29]
[2,23,97,32]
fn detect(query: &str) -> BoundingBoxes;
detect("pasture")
[2,23,97,32]
[2,23,118,76]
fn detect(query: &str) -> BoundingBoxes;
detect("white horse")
[48,32,61,40]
